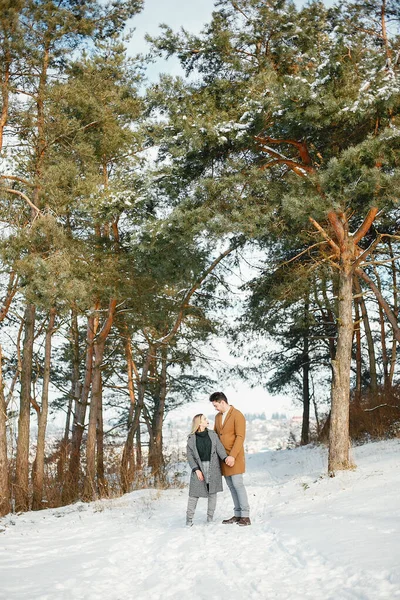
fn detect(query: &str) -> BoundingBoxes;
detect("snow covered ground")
[1,439,399,600]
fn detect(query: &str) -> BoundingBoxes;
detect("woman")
[186,413,229,526]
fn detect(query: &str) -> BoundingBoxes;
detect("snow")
[1,439,400,599]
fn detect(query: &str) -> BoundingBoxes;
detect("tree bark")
[136,422,142,470]
[32,308,56,510]
[96,386,107,497]
[84,298,116,500]
[329,252,353,474]
[57,307,80,481]
[83,332,102,501]
[121,403,136,494]
[353,297,362,406]
[388,240,398,386]
[62,314,95,504]
[148,347,168,483]
[120,333,138,493]
[125,346,154,467]
[57,394,73,483]
[0,42,11,153]
[301,298,310,445]
[356,268,400,343]
[354,277,378,395]
[15,304,36,512]
[0,345,10,516]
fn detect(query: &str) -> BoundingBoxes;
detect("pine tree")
[0,0,144,511]
[148,0,400,472]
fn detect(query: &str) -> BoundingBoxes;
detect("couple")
[186,391,251,527]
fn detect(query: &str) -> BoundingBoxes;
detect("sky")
[127,2,215,50]
[126,0,336,75]
[127,0,216,81]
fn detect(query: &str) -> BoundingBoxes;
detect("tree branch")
[356,267,400,343]
[1,175,34,187]
[3,187,40,214]
[352,206,379,245]
[327,211,346,250]
[0,271,18,323]
[96,298,118,345]
[309,217,340,255]
[155,240,242,345]
[352,235,381,270]
[255,135,313,165]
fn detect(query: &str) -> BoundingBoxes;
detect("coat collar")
[219,405,234,429]
[188,429,216,449]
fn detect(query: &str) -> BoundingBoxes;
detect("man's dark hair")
[209,391,228,403]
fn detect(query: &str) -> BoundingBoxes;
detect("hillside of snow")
[1,438,399,599]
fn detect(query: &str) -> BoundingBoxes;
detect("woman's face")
[200,415,209,428]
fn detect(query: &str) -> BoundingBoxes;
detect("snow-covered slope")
[1,439,399,600]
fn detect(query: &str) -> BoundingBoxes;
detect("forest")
[0,0,399,517]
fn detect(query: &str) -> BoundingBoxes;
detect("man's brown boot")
[237,517,251,526]
[222,516,240,524]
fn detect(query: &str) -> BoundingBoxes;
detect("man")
[210,391,251,526]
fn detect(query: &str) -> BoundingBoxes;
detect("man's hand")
[196,469,204,481]
[225,456,235,467]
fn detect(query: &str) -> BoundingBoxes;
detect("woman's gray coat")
[186,430,228,498]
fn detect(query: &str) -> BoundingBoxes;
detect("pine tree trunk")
[83,338,104,500]
[301,298,310,445]
[125,347,153,472]
[62,314,95,504]
[354,278,377,395]
[324,206,378,472]
[353,296,362,406]
[311,389,320,435]
[373,266,390,390]
[356,268,400,343]
[32,308,56,510]
[57,308,80,481]
[120,333,137,493]
[136,421,142,470]
[301,333,310,445]
[96,381,107,497]
[149,347,168,484]
[0,43,11,153]
[121,404,136,494]
[388,240,398,386]
[329,257,353,474]
[57,395,73,483]
[83,298,116,501]
[0,345,10,517]
[15,304,36,512]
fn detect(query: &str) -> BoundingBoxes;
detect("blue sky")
[127,0,216,80]
[127,0,335,81]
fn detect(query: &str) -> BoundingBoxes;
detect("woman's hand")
[195,469,204,481]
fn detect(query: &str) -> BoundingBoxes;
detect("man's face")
[212,400,226,413]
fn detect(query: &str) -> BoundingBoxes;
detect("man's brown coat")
[214,406,246,476]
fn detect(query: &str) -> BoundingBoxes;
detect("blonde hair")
[190,413,205,434]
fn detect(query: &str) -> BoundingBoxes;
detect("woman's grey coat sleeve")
[186,439,199,471]
[216,436,228,461]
